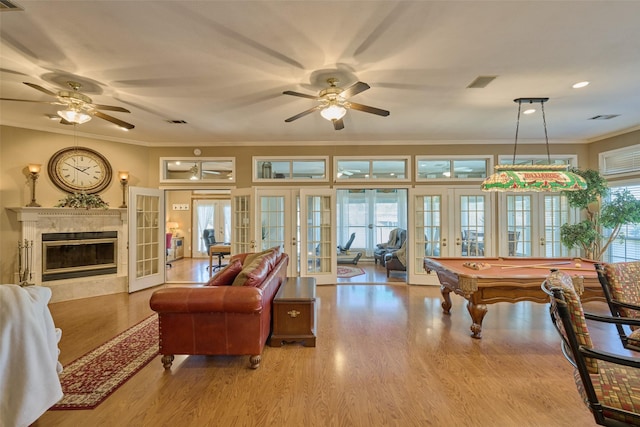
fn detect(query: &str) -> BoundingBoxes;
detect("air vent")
[589,115,620,120]
[0,0,23,11]
[467,76,497,89]
[167,120,188,124]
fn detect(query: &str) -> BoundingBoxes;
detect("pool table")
[423,256,603,339]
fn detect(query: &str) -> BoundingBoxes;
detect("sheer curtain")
[195,201,214,256]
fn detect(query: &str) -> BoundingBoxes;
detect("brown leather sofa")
[149,249,288,369]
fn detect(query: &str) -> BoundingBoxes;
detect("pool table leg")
[440,285,452,314]
[466,298,487,339]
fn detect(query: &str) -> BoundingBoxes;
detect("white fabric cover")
[0,285,63,427]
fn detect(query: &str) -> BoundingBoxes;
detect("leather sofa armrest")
[150,286,263,314]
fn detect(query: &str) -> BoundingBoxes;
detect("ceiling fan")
[283,78,390,130]
[0,81,135,129]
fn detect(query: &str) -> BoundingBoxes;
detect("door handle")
[442,238,447,247]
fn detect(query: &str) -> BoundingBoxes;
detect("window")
[416,156,491,181]
[335,157,410,181]
[600,144,640,176]
[254,157,328,182]
[604,183,640,262]
[160,158,235,183]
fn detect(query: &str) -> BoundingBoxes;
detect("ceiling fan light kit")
[0,81,135,129]
[57,108,91,124]
[480,97,587,192]
[283,77,389,130]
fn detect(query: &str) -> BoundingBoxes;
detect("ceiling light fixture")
[320,102,347,121]
[57,107,91,124]
[481,98,587,192]
[572,81,590,89]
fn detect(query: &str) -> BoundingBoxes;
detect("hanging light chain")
[540,99,551,164]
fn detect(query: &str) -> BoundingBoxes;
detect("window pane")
[292,160,325,179]
[452,159,487,178]
[372,160,406,179]
[417,160,450,179]
[270,161,290,179]
[337,160,369,179]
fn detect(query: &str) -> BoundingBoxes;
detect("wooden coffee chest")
[270,277,316,347]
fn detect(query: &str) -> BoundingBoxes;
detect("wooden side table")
[270,277,316,347]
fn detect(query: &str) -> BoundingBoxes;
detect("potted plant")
[560,168,640,260]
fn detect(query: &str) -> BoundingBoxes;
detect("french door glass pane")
[135,194,159,278]
[415,195,441,272]
[260,196,285,250]
[460,195,484,256]
[506,195,531,257]
[305,195,331,273]
[544,195,569,257]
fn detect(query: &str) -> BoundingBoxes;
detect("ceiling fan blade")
[23,82,57,97]
[59,118,74,125]
[284,105,321,122]
[340,81,370,99]
[0,98,58,104]
[93,104,131,113]
[333,118,344,130]
[348,102,390,117]
[283,90,319,100]
[94,111,135,129]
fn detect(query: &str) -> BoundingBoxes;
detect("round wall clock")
[48,146,113,194]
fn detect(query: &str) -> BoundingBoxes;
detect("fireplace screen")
[42,231,118,281]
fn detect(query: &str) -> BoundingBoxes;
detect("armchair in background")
[384,238,407,277]
[374,228,406,266]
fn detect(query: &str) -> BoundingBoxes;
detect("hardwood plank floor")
[36,281,624,426]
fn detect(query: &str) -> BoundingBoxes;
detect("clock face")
[48,147,113,194]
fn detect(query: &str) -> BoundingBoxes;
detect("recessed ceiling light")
[523,109,536,115]
[572,81,590,89]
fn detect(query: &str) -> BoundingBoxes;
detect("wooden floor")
[34,276,630,426]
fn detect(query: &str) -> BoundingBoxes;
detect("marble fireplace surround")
[9,207,128,303]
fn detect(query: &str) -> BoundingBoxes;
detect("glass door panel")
[453,189,492,257]
[300,189,336,284]
[409,187,447,285]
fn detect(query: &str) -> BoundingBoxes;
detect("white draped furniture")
[0,285,63,427]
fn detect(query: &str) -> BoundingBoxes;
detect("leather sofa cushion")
[205,258,243,286]
[232,252,274,287]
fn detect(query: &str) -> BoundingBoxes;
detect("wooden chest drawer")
[270,277,316,347]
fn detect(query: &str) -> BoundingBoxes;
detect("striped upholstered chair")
[595,262,640,351]
[543,270,640,426]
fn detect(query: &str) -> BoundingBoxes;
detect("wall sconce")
[26,163,41,207]
[118,171,129,208]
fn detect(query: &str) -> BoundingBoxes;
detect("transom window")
[254,157,328,182]
[160,158,235,183]
[416,156,491,181]
[335,157,409,181]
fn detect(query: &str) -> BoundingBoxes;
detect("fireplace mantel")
[8,207,129,302]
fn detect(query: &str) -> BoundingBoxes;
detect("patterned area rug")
[51,314,159,410]
[337,265,366,278]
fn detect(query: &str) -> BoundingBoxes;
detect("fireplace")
[9,207,128,302]
[42,231,118,281]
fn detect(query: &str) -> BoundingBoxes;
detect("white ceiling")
[1,1,640,147]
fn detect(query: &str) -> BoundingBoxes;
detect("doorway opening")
[336,188,408,283]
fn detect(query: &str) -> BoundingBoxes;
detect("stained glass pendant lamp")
[481,98,587,192]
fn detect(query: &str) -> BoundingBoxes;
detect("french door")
[128,186,165,293]
[300,188,336,285]
[498,193,577,257]
[409,187,492,285]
